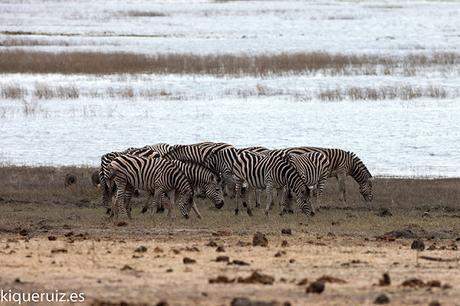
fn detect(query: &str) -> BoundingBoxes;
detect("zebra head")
[204,175,224,209]
[359,178,374,202]
[176,190,194,219]
[295,186,313,216]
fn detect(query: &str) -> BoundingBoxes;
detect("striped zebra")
[279,152,330,215]
[237,146,271,206]
[140,160,225,213]
[107,155,196,220]
[99,147,140,212]
[285,147,374,202]
[233,150,312,216]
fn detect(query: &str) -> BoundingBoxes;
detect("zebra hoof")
[156,206,165,213]
[264,211,269,216]
[247,209,253,217]
[105,208,112,215]
[310,211,316,217]
[288,209,294,214]
[184,214,189,219]
[234,209,239,215]
[141,207,148,214]
[242,202,247,208]
[255,203,260,208]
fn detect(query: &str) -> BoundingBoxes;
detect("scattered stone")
[156,301,169,306]
[378,273,391,286]
[205,240,218,247]
[411,239,425,252]
[166,268,173,273]
[64,173,77,187]
[253,232,268,247]
[186,246,200,252]
[374,293,390,304]
[121,264,133,271]
[64,231,74,237]
[216,246,225,253]
[379,226,424,239]
[47,235,57,241]
[274,251,286,258]
[422,211,431,218]
[237,240,251,247]
[215,256,230,263]
[230,259,250,266]
[281,240,289,247]
[183,257,196,264]
[281,228,292,235]
[14,278,22,284]
[306,281,325,294]
[50,248,67,254]
[237,271,274,285]
[316,275,346,284]
[209,276,235,284]
[153,247,164,253]
[426,280,441,288]
[376,208,392,217]
[442,284,452,290]
[428,301,441,306]
[171,248,180,255]
[289,259,295,264]
[134,246,148,253]
[116,221,128,227]
[212,230,232,237]
[401,278,425,287]
[19,229,28,236]
[297,278,308,286]
[427,243,437,251]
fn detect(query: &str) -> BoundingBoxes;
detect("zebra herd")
[96,142,374,221]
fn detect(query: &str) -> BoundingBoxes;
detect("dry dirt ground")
[0,166,459,306]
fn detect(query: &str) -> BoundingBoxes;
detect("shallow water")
[1,97,459,177]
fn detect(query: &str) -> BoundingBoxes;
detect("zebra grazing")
[141,160,225,213]
[280,152,330,215]
[285,147,373,202]
[106,154,196,221]
[233,150,312,216]
[99,147,139,212]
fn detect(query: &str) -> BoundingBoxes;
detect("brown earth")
[0,166,459,305]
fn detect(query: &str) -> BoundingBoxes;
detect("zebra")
[106,154,196,221]
[140,160,225,213]
[279,152,330,215]
[233,150,312,216]
[236,146,271,206]
[284,147,374,202]
[99,147,140,212]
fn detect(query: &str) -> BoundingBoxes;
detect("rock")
[19,229,28,236]
[378,272,391,286]
[401,278,425,287]
[411,239,425,252]
[64,173,77,187]
[230,259,250,266]
[116,221,128,227]
[50,248,67,254]
[206,240,218,247]
[426,280,441,288]
[165,268,173,273]
[374,294,390,304]
[316,275,346,284]
[376,208,392,217]
[215,256,230,263]
[230,297,284,306]
[216,246,225,252]
[297,278,308,286]
[428,301,441,306]
[237,240,251,247]
[47,235,57,241]
[209,276,235,284]
[64,231,74,237]
[135,246,148,253]
[186,246,200,252]
[274,251,286,258]
[253,232,268,247]
[281,240,289,247]
[183,257,196,264]
[422,211,431,218]
[237,271,274,285]
[306,281,325,294]
[121,264,133,271]
[156,301,169,306]
[154,247,164,253]
[281,228,292,235]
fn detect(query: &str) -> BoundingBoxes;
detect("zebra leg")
[240,183,252,216]
[264,183,274,216]
[124,186,134,220]
[254,188,261,208]
[337,173,347,202]
[166,190,176,220]
[191,201,202,219]
[234,180,242,215]
[114,182,128,222]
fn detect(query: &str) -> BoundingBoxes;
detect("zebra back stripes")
[107,154,194,219]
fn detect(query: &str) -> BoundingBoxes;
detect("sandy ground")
[0,167,459,305]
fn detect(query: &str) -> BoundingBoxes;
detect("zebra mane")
[348,152,372,180]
